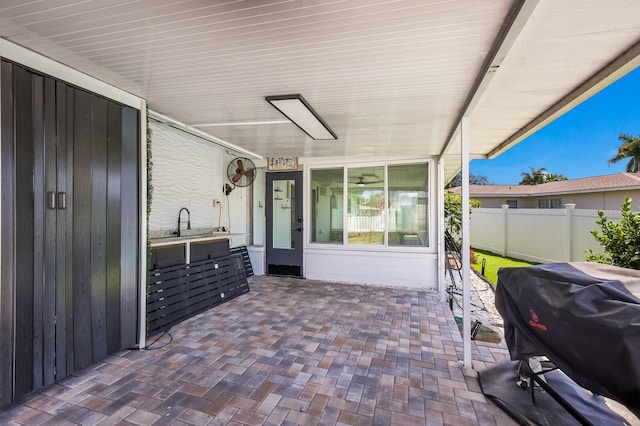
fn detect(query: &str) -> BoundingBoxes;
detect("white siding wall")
[305,249,438,288]
[253,168,266,246]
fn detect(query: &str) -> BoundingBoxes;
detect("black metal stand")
[520,360,594,426]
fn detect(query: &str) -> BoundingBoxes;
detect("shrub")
[444,191,481,235]
[470,249,478,264]
[586,197,640,269]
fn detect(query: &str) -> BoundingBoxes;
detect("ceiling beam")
[439,0,540,159]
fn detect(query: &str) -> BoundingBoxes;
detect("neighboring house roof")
[450,173,640,197]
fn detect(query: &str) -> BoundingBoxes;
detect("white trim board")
[0,38,143,110]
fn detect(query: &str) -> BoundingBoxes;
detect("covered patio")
[1,1,640,422]
[0,276,514,425]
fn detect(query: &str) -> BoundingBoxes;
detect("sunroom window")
[310,162,429,247]
[388,164,428,246]
[310,168,344,243]
[347,166,385,245]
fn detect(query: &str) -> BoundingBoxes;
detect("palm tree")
[608,133,640,172]
[520,166,546,185]
[519,166,567,185]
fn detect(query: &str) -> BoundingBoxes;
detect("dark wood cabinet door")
[0,61,140,405]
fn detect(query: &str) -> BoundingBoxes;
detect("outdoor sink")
[149,232,231,268]
[149,232,230,245]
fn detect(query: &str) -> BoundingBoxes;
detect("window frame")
[307,159,432,251]
[537,197,563,209]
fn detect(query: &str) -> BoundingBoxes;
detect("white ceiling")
[0,0,639,177]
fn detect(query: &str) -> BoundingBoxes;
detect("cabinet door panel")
[64,85,75,376]
[120,106,139,348]
[14,64,35,398]
[0,60,16,407]
[72,88,94,371]
[43,76,57,387]
[0,61,140,406]
[90,95,108,363]
[32,73,44,390]
[55,81,70,380]
[106,101,122,354]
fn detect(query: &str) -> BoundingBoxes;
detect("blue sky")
[471,67,640,185]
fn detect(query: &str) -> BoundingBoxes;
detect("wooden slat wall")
[229,246,254,277]
[147,253,249,336]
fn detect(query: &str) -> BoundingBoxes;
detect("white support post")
[501,204,509,257]
[138,101,148,350]
[461,117,472,370]
[437,159,446,302]
[565,203,576,261]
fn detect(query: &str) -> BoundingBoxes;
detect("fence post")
[501,204,509,257]
[565,203,576,261]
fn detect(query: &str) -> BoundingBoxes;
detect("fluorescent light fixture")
[266,94,337,140]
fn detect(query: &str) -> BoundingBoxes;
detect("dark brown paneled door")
[11,66,62,397]
[265,171,303,277]
[0,61,139,407]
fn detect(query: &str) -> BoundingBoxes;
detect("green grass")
[471,248,536,285]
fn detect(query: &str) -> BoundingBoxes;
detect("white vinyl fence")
[470,205,621,264]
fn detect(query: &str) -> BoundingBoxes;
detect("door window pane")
[388,163,428,246]
[310,169,343,243]
[272,179,294,249]
[347,167,385,245]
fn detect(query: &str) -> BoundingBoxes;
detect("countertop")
[149,232,240,248]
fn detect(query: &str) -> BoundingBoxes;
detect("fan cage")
[227,157,256,188]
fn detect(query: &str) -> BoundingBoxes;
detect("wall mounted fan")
[225,157,256,194]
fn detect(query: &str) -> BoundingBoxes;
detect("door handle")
[58,192,67,209]
[296,227,303,232]
[47,192,56,209]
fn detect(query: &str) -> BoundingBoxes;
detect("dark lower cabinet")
[149,244,186,270]
[190,239,230,263]
[0,61,140,407]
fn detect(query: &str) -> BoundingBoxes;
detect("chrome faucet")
[175,207,191,237]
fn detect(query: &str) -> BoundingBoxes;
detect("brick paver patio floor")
[0,276,516,425]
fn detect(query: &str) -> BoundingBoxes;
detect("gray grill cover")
[495,262,640,418]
